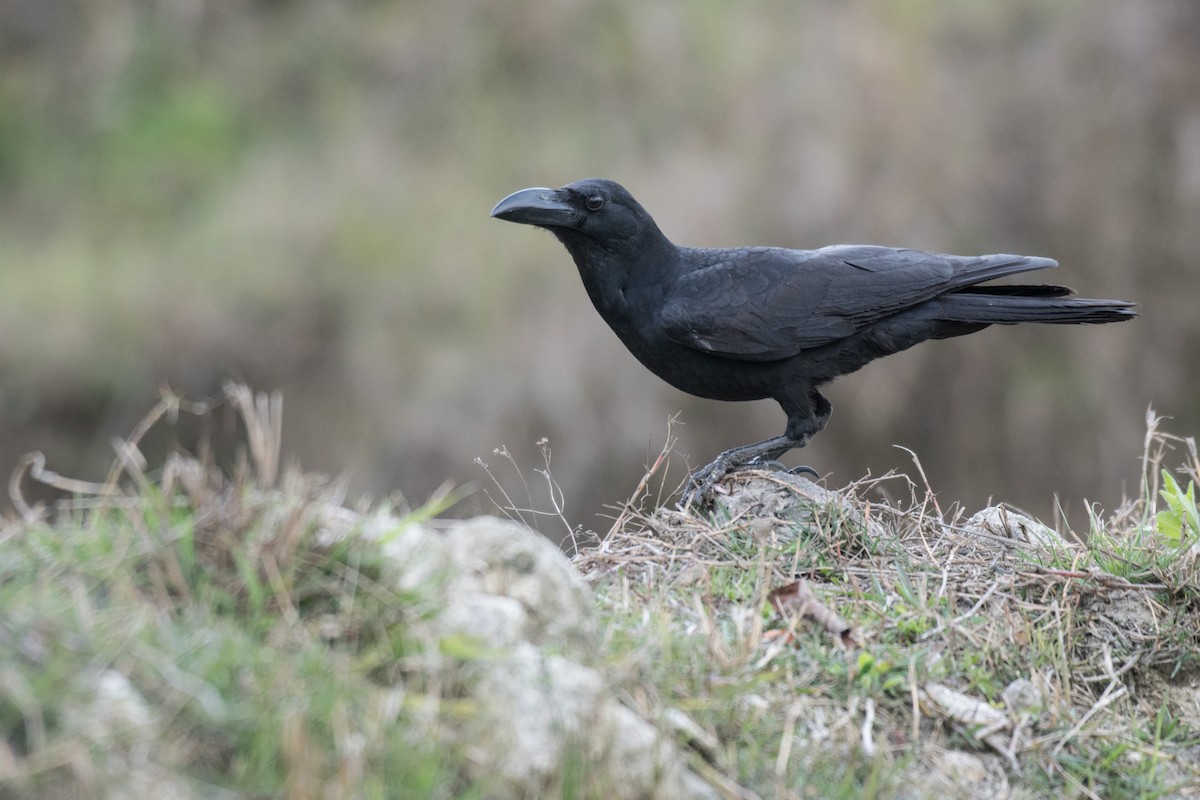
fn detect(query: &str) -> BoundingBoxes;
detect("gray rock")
[376,515,719,799]
[963,506,1064,550]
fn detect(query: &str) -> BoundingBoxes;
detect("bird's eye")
[585,195,605,211]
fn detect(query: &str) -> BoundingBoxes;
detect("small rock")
[964,506,1063,550]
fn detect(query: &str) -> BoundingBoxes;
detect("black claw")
[788,464,820,479]
[680,459,727,509]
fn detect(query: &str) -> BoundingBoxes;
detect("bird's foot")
[679,456,733,510]
[680,436,820,510]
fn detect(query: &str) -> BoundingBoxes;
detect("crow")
[491,178,1135,505]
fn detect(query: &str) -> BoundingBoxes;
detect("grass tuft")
[577,411,1200,798]
[0,385,476,799]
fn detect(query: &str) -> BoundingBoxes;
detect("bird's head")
[490,178,665,252]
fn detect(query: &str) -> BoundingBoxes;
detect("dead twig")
[767,579,855,647]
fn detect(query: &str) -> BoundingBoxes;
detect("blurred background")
[1,0,1197,538]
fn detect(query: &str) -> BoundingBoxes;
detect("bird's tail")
[938,287,1136,325]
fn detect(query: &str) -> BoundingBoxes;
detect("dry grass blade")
[7,386,219,523]
[226,381,284,488]
[474,438,596,552]
[8,452,113,522]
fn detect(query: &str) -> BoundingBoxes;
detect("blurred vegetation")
[1,0,1198,533]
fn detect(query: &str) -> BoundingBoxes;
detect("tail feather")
[937,290,1136,325]
[954,283,1074,298]
[947,254,1058,291]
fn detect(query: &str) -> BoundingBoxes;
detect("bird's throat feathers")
[553,228,678,318]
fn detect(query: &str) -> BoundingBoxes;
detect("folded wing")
[660,245,1059,361]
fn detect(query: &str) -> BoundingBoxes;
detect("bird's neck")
[557,232,679,317]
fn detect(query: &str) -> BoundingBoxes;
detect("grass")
[576,414,1200,798]
[3,390,1199,798]
[0,386,475,799]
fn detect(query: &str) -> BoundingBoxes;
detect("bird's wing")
[660,245,1054,361]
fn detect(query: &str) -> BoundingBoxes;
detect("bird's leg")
[681,390,831,509]
[681,434,809,508]
[777,389,830,481]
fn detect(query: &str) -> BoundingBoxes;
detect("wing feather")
[660,246,1055,361]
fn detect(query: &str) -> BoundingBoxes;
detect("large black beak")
[490,187,578,228]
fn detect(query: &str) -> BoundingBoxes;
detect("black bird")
[491,178,1135,505]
